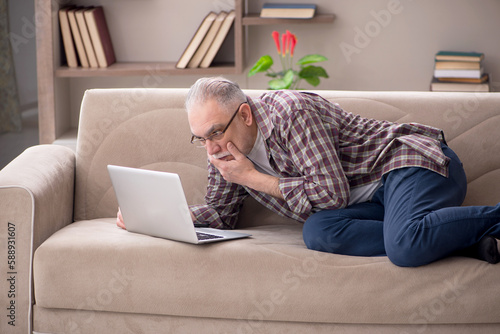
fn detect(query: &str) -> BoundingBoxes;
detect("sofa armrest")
[0,145,75,334]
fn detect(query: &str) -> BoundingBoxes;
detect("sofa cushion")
[34,218,500,325]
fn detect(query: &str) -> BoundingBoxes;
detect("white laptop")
[107,165,251,244]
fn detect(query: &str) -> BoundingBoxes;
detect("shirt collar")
[247,95,274,140]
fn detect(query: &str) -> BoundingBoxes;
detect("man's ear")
[240,103,253,126]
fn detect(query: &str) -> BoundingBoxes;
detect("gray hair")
[185,77,247,115]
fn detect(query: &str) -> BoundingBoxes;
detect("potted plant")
[248,30,329,90]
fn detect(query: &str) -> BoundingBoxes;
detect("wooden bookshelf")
[36,0,243,144]
[35,0,334,144]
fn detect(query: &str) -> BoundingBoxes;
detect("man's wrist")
[247,171,283,200]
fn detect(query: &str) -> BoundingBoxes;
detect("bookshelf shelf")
[55,62,239,78]
[242,14,335,26]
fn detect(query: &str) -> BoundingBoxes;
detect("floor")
[0,108,39,170]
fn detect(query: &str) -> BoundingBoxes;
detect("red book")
[84,6,116,68]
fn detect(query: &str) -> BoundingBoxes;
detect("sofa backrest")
[74,88,204,221]
[74,89,500,224]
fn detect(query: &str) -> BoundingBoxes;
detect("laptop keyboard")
[196,232,224,241]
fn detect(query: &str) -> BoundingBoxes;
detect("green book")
[435,51,484,62]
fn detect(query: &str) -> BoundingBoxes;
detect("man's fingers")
[117,209,126,229]
[117,219,126,229]
[209,155,222,168]
[226,142,244,160]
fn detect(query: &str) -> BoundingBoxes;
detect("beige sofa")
[1,88,500,334]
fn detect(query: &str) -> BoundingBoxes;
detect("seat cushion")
[34,218,500,325]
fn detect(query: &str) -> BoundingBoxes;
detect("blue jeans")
[303,144,500,267]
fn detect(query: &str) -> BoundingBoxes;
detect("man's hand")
[116,208,126,230]
[209,142,256,186]
[209,142,284,200]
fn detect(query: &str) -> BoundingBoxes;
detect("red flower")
[272,31,280,55]
[287,30,293,55]
[290,33,297,57]
[272,31,297,57]
[282,30,296,56]
[281,32,287,56]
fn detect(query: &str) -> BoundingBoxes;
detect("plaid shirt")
[190,91,449,228]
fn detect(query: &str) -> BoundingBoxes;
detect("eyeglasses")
[190,102,246,146]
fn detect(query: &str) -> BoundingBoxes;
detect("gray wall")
[8,0,37,110]
[245,0,500,91]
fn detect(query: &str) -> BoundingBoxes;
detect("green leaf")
[248,55,273,77]
[283,70,295,86]
[299,66,329,79]
[297,54,328,65]
[304,76,320,87]
[268,79,285,90]
[268,70,294,90]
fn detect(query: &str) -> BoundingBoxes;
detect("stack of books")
[59,6,115,68]
[431,51,490,92]
[259,3,316,19]
[176,10,235,69]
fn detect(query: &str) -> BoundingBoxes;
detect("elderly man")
[119,77,500,267]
